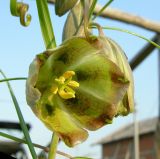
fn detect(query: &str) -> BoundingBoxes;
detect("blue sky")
[0,0,160,159]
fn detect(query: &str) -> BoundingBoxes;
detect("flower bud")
[55,0,78,16]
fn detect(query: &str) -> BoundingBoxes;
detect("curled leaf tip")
[10,0,31,27]
[54,71,79,99]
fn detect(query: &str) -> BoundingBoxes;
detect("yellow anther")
[53,71,79,99]
[68,81,79,88]
[55,76,65,84]
[59,89,75,99]
[63,71,75,79]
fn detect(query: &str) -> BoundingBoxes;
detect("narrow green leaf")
[0,69,37,159]
[88,0,98,20]
[96,26,160,49]
[92,0,114,20]
[0,131,26,144]
[0,77,27,83]
[55,0,78,16]
[0,131,73,159]
[36,0,56,49]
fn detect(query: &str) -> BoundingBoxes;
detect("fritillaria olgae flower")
[26,35,134,147]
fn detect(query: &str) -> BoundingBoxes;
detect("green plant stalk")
[0,77,27,83]
[91,25,160,49]
[48,133,59,159]
[0,70,37,159]
[0,131,73,159]
[36,0,56,49]
[35,1,59,159]
[92,0,114,20]
[81,0,90,40]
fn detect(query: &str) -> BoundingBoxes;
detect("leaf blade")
[0,69,37,159]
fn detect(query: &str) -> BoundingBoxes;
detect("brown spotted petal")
[26,36,133,147]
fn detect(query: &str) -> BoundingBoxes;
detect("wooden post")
[157,35,160,159]
[158,35,160,121]
[133,108,140,159]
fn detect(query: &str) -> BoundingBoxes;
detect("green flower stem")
[36,0,56,49]
[0,131,73,159]
[36,1,59,158]
[48,133,59,159]
[81,0,90,40]
[0,70,37,159]
[0,77,27,83]
[92,0,114,20]
[91,25,160,49]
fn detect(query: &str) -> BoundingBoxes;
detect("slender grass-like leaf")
[91,25,160,49]
[92,0,114,20]
[0,69,37,159]
[0,131,73,159]
[0,77,27,83]
[88,0,98,20]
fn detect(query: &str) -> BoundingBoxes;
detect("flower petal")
[26,58,41,113]
[36,94,88,147]
[105,38,134,114]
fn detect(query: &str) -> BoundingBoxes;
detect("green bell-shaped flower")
[26,35,134,147]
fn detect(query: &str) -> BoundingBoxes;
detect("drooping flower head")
[26,34,134,147]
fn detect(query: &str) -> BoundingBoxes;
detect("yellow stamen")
[63,71,75,79]
[54,71,79,99]
[59,89,75,99]
[68,81,79,88]
[55,76,65,84]
[51,86,58,94]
